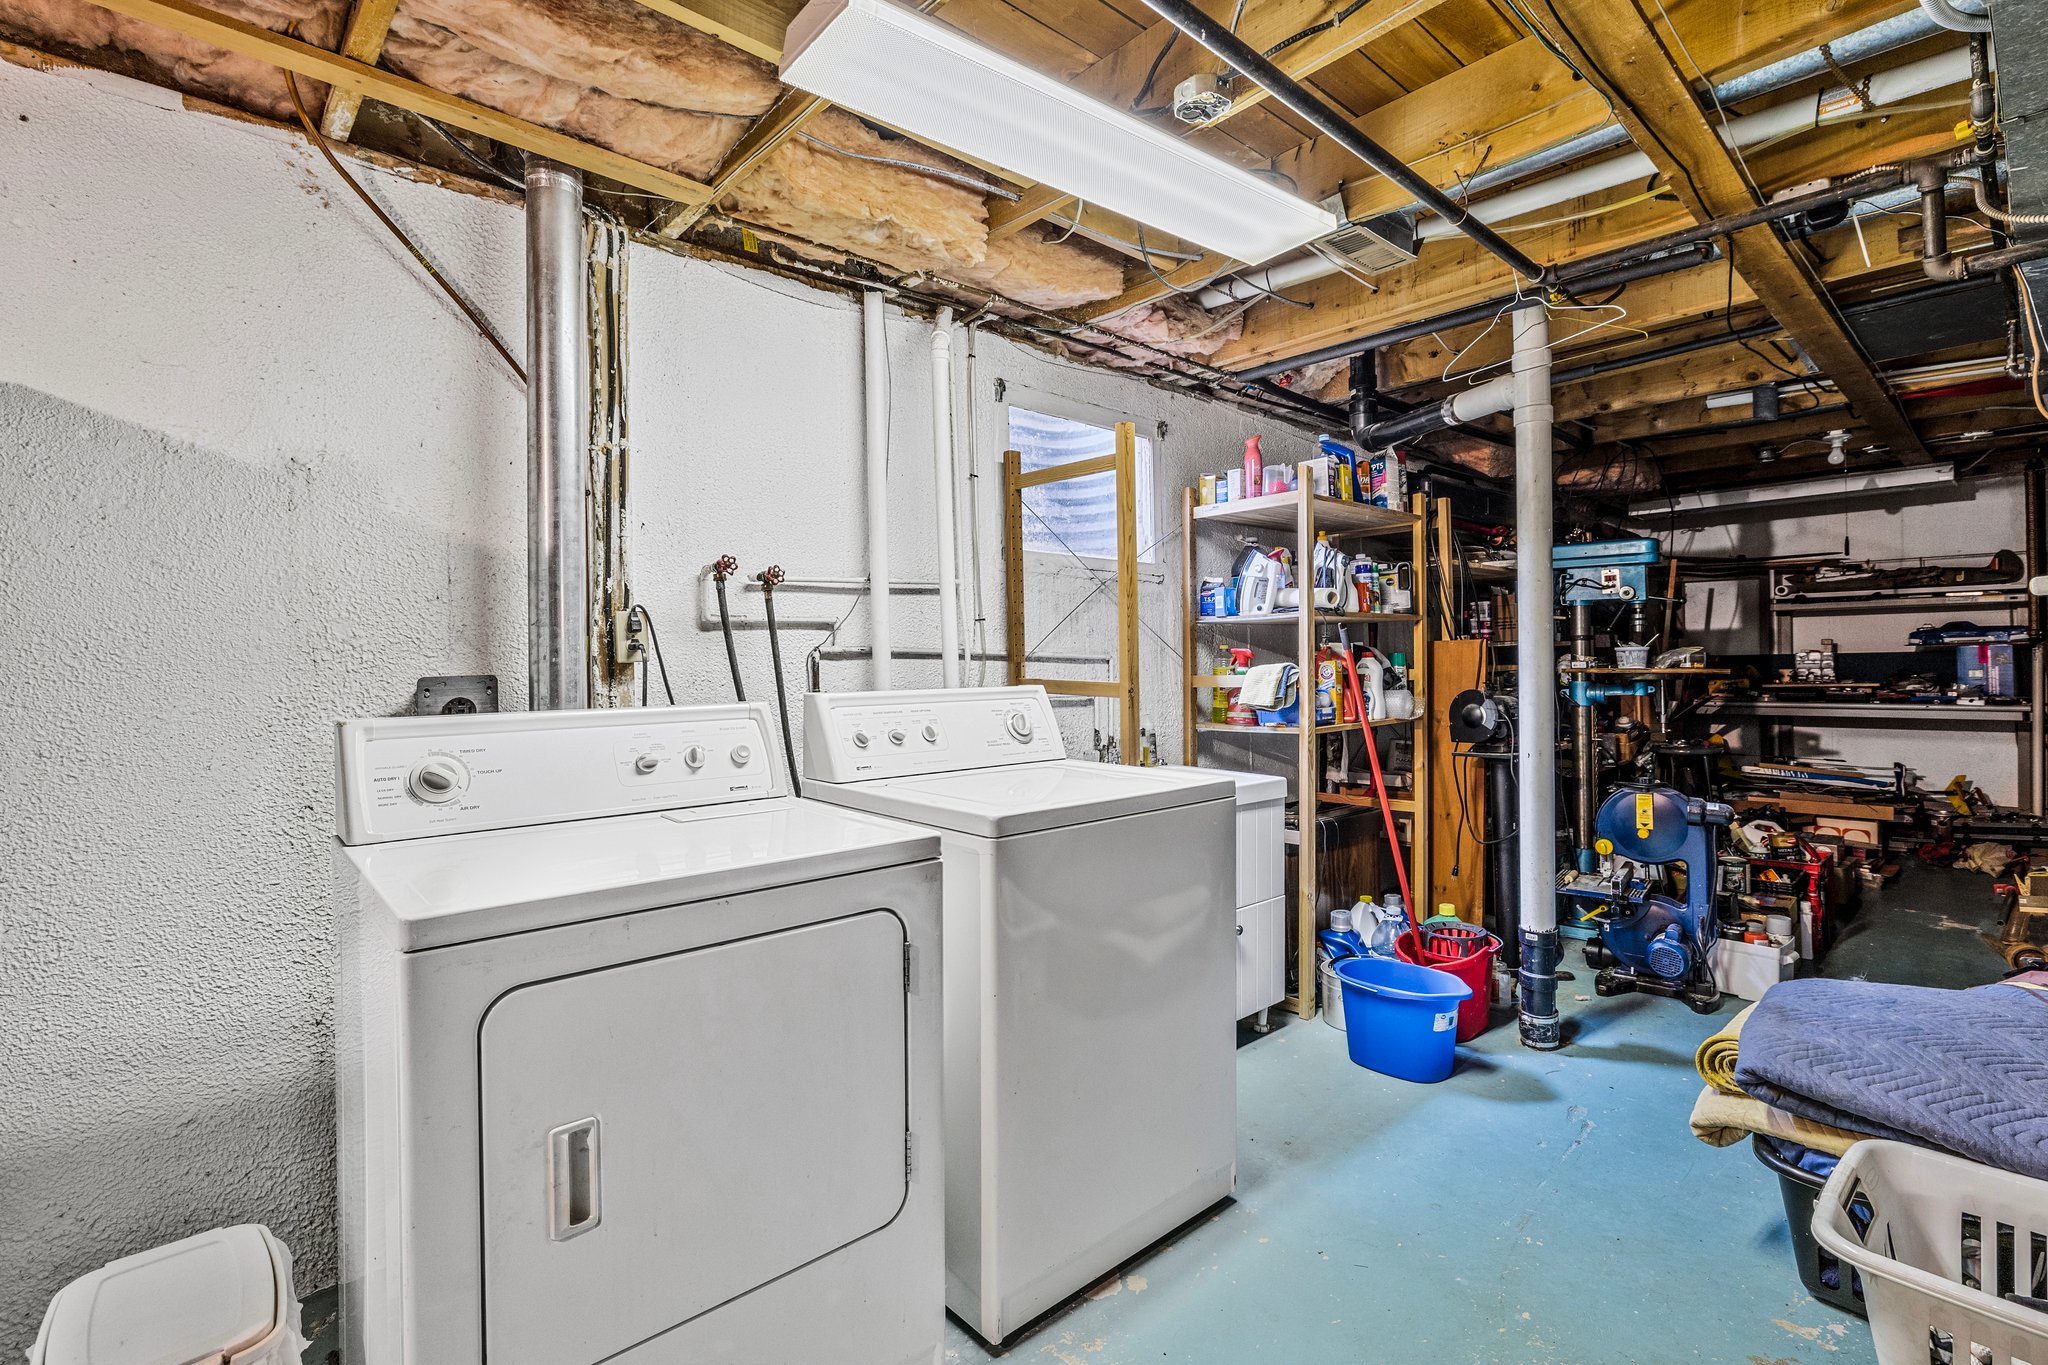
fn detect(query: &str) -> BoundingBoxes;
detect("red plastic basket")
[1395,926,1498,1041]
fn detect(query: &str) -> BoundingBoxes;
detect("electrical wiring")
[282,69,525,382]
[1043,212,1202,261]
[1136,226,1312,307]
[1722,244,1805,381]
[416,114,524,191]
[1974,173,2048,227]
[630,605,676,707]
[1495,185,1673,235]
[1646,0,1766,204]
[797,132,1023,199]
[1131,30,1180,112]
[2018,270,2048,422]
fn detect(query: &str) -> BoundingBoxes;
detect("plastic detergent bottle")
[1211,646,1233,724]
[1358,651,1389,721]
[1243,436,1263,498]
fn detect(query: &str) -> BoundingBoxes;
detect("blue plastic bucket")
[1333,956,1473,1082]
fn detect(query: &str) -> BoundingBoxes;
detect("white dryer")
[802,686,1237,1345]
[333,704,943,1365]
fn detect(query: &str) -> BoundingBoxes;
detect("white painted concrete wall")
[0,54,1318,1350]
[1658,473,2033,804]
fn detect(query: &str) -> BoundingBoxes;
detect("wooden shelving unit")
[1180,471,1433,1021]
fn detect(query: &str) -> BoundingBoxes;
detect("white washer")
[802,686,1237,1345]
[334,704,944,1365]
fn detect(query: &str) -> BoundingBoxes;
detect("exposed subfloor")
[942,861,2013,1365]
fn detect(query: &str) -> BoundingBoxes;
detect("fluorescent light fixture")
[781,0,1338,264]
[1701,391,1754,411]
[1628,463,1956,519]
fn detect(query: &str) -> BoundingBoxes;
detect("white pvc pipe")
[930,306,962,688]
[1197,45,1974,306]
[864,289,893,688]
[1511,304,1559,1049]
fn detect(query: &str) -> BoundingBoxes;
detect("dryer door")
[479,908,910,1365]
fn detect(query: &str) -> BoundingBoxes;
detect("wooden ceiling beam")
[628,0,799,63]
[653,89,825,237]
[317,0,396,141]
[1214,101,1965,371]
[79,0,718,204]
[1525,0,1931,463]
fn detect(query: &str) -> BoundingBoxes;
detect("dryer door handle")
[547,1116,603,1241]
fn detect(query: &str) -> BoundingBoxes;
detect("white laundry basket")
[1811,1141,2048,1365]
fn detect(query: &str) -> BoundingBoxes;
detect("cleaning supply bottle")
[1243,436,1263,500]
[1358,650,1389,722]
[1315,655,1339,725]
[1225,647,1258,726]
[1211,645,1233,723]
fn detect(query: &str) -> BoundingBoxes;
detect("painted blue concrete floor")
[943,862,2013,1365]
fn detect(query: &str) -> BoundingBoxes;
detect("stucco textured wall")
[0,53,1319,1353]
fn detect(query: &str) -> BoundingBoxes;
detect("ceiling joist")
[316,0,396,141]
[1524,0,1933,464]
[78,0,720,204]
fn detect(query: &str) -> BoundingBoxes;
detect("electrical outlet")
[415,675,499,715]
[613,610,647,667]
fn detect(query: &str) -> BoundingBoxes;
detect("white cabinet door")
[1236,895,1285,1018]
[480,909,910,1365]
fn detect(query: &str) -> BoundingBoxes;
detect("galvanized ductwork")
[526,155,591,711]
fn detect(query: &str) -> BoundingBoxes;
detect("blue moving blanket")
[1734,979,2048,1181]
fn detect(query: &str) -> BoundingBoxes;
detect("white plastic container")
[1813,1141,2048,1365]
[31,1225,305,1365]
[1711,935,1796,1001]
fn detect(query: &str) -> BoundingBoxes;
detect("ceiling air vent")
[1312,199,1418,276]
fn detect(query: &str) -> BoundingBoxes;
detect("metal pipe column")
[1571,603,1598,870]
[930,306,962,687]
[1511,304,1562,1051]
[525,155,590,710]
[864,289,893,688]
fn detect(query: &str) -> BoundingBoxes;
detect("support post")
[865,289,892,688]
[1511,303,1560,1050]
[525,156,589,710]
[931,306,961,687]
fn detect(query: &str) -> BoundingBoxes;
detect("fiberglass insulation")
[0,0,344,118]
[383,13,751,179]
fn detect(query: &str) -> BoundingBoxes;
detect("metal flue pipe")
[864,289,893,688]
[1135,0,1545,285]
[1510,303,1562,1052]
[930,306,962,687]
[525,155,590,710]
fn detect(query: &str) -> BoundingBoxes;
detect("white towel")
[1240,663,1293,710]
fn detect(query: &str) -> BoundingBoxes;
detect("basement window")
[1008,406,1158,566]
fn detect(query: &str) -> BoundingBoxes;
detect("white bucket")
[1614,643,1651,669]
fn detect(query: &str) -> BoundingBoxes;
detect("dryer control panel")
[803,686,1064,784]
[336,704,784,845]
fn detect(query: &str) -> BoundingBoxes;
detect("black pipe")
[1347,351,1376,447]
[1136,0,1547,285]
[1553,319,1780,386]
[1484,752,1519,970]
[757,568,803,797]
[1240,245,1716,382]
[710,555,746,702]
[1519,926,1562,1050]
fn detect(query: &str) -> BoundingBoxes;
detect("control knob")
[1005,710,1035,742]
[683,745,708,770]
[407,755,470,805]
[921,722,940,744]
[731,744,753,767]
[634,754,661,775]
[887,726,907,746]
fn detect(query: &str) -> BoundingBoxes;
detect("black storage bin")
[1751,1135,1867,1318]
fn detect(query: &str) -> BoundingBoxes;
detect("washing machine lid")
[33,1225,286,1365]
[344,798,938,950]
[814,759,1235,838]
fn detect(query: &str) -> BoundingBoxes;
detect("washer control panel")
[336,704,783,845]
[803,686,1064,783]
